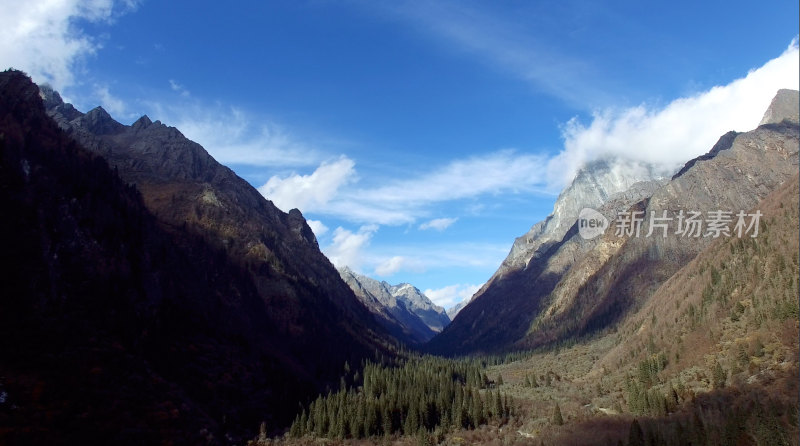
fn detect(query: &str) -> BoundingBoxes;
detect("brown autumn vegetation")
[265,174,799,445]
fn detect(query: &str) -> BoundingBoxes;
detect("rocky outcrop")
[759,88,799,125]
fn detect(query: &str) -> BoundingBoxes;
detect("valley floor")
[263,176,800,446]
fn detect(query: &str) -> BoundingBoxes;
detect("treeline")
[621,387,797,446]
[287,356,513,439]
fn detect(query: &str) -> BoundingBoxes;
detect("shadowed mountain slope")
[0,71,396,445]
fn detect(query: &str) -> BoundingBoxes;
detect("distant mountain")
[428,89,800,355]
[446,296,473,320]
[339,267,449,344]
[0,71,396,444]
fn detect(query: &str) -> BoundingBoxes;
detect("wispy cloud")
[374,256,424,277]
[419,217,458,231]
[93,84,128,118]
[169,79,190,97]
[262,149,549,225]
[374,2,610,107]
[147,99,322,169]
[0,0,136,90]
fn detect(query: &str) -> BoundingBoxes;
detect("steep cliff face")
[429,90,800,355]
[339,268,449,344]
[759,88,800,125]
[497,159,666,277]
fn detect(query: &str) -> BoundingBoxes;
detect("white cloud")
[424,283,482,309]
[306,220,328,237]
[259,150,549,226]
[0,0,135,90]
[324,224,378,271]
[310,150,549,225]
[149,101,321,169]
[258,156,356,213]
[419,217,458,231]
[547,41,800,190]
[357,150,548,206]
[374,256,424,276]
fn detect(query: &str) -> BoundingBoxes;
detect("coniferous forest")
[285,356,512,441]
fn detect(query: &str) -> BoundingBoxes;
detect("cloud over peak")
[546,40,800,189]
[258,156,356,213]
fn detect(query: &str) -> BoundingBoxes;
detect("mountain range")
[430,88,799,355]
[0,70,398,445]
[1,68,797,445]
[338,267,449,344]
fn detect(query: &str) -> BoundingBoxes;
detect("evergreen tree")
[712,361,727,389]
[628,419,644,446]
[552,402,564,426]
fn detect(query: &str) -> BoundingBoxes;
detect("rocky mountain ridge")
[338,267,449,344]
[428,89,800,355]
[0,72,400,443]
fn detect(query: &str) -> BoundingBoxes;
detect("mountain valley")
[0,70,797,446]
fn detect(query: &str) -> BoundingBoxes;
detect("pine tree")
[552,402,564,426]
[628,419,644,446]
[712,361,726,389]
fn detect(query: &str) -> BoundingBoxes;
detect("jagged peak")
[79,106,124,135]
[38,83,63,108]
[132,114,152,130]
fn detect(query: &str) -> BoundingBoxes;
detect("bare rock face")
[759,88,800,125]
[339,267,449,344]
[429,89,800,355]
[498,159,666,277]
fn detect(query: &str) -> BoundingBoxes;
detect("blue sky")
[2,0,798,309]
